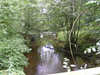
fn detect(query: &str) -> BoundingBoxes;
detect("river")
[24,43,65,75]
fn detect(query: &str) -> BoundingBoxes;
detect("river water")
[24,43,65,75]
[36,43,64,75]
[24,42,99,75]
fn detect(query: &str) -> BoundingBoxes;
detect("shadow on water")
[24,43,40,75]
[24,43,65,75]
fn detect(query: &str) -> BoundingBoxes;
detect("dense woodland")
[0,0,100,75]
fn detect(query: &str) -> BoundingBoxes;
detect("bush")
[0,36,31,70]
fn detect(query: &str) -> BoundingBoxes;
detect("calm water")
[24,43,65,75]
[36,43,64,75]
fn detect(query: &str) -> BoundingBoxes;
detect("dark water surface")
[24,43,65,75]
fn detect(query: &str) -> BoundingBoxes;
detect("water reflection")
[36,43,63,75]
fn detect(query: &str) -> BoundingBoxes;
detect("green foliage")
[57,31,67,41]
[83,40,100,59]
[27,0,100,53]
[0,0,31,74]
[0,36,31,70]
[78,25,100,51]
[85,0,100,6]
[23,0,51,34]
[0,0,30,35]
[0,0,100,73]
[0,70,25,75]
